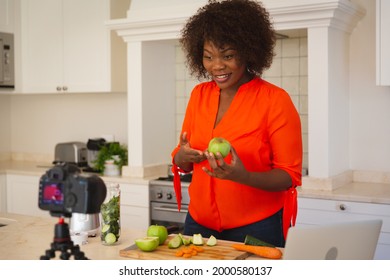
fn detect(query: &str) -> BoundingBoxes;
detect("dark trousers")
[183,209,286,247]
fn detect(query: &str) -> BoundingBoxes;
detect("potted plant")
[93,142,128,176]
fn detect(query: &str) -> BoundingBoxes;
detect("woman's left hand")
[203,146,293,191]
[202,146,248,181]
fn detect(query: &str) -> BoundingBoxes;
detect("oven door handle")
[153,205,189,213]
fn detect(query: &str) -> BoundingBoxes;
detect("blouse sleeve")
[267,90,303,187]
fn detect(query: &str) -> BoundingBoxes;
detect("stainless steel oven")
[0,32,14,89]
[149,174,191,234]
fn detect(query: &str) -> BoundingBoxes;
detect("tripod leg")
[41,217,89,260]
[40,254,50,260]
[40,243,57,260]
[60,250,71,260]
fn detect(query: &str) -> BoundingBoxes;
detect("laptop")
[283,219,383,260]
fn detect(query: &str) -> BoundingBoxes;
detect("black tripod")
[40,217,88,260]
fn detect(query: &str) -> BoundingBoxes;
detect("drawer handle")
[339,204,347,211]
[153,206,188,213]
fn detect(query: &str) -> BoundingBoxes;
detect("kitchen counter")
[1,160,390,205]
[297,182,390,204]
[1,161,389,260]
[0,213,144,260]
[0,160,156,185]
[0,213,267,260]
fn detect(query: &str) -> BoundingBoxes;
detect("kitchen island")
[1,160,390,259]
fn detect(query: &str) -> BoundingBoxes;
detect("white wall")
[349,0,390,172]
[7,92,127,162]
[0,95,11,158]
[125,40,176,170]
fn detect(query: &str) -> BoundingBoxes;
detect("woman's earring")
[246,66,255,75]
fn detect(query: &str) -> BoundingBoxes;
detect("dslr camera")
[38,162,107,217]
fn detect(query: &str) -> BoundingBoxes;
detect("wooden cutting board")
[119,234,251,260]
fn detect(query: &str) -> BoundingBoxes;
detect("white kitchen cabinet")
[14,0,126,94]
[296,197,390,260]
[6,174,47,217]
[0,0,15,33]
[0,174,6,212]
[376,0,390,86]
[104,180,149,231]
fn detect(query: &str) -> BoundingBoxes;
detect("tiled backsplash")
[175,34,308,170]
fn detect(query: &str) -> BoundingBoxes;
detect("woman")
[171,0,302,247]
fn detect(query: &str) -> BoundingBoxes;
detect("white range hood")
[109,0,364,40]
[107,0,365,190]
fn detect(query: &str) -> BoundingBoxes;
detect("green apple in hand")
[208,137,231,158]
[147,224,168,245]
[135,236,159,252]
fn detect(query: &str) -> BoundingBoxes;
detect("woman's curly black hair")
[180,0,276,80]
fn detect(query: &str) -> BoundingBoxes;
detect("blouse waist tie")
[172,164,183,211]
[283,186,298,240]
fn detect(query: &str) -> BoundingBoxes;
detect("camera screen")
[42,183,64,205]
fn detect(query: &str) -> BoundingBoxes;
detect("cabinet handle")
[56,86,62,91]
[339,204,347,211]
[62,86,68,91]
[153,206,189,213]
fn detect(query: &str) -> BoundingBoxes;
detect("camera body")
[38,163,106,217]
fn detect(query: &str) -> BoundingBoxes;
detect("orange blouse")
[172,77,302,237]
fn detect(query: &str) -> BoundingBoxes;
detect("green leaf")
[93,142,128,173]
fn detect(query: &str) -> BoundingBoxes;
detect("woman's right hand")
[174,132,206,171]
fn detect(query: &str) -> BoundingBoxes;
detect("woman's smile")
[213,73,231,83]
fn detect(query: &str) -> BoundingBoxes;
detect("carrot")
[190,245,204,252]
[232,244,282,259]
[175,250,184,257]
[182,247,192,254]
[174,244,205,258]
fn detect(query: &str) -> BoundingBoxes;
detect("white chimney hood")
[107,0,365,190]
[108,0,364,41]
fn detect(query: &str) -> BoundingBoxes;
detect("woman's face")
[202,41,250,94]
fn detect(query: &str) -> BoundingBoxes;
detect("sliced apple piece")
[192,233,204,245]
[168,234,183,249]
[135,236,159,252]
[206,235,217,246]
[178,233,191,246]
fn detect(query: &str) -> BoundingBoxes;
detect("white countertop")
[0,213,145,260]
[297,182,390,204]
[0,160,154,185]
[0,213,268,260]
